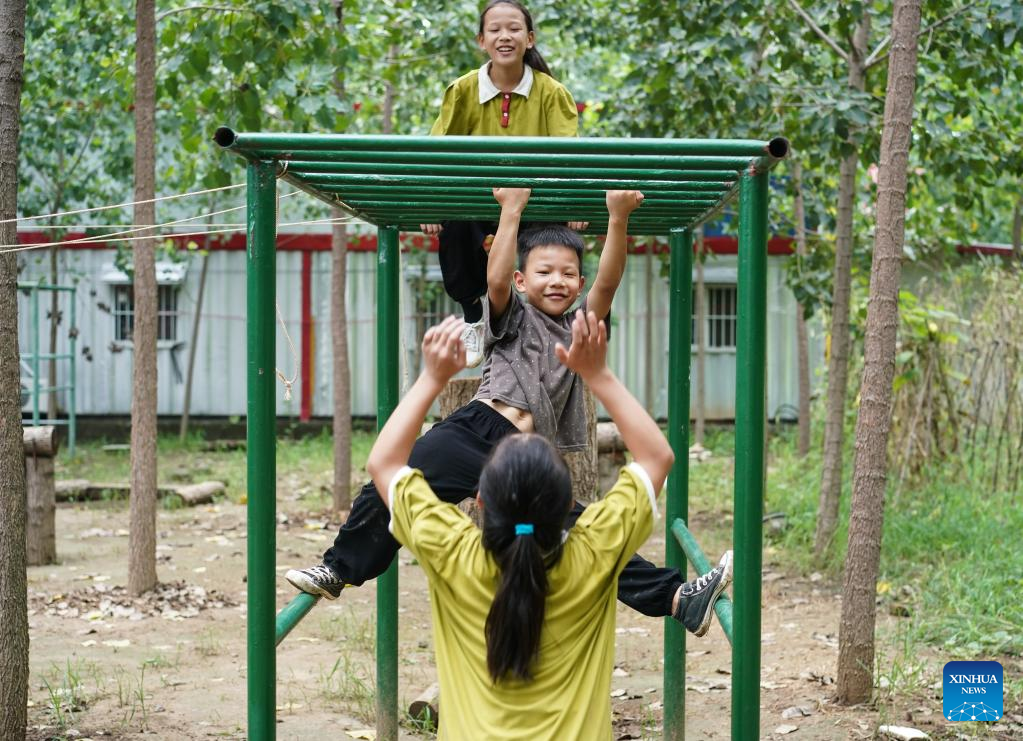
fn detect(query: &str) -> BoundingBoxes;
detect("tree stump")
[596,421,628,495]
[23,426,58,566]
[436,378,599,509]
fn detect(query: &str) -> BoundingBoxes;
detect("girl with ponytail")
[423,0,586,369]
[367,312,731,739]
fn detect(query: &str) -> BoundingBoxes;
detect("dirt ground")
[25,496,1022,740]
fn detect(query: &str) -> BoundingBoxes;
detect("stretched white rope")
[0,183,246,225]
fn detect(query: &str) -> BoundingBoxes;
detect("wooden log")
[54,480,222,506]
[172,481,225,506]
[23,425,58,457]
[408,682,440,727]
[25,455,56,566]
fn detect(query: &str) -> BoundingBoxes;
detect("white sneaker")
[462,319,485,368]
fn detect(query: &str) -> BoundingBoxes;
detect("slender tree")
[837,0,922,703]
[804,8,871,557]
[0,0,29,736]
[330,0,353,513]
[694,227,706,445]
[128,0,158,595]
[792,160,812,457]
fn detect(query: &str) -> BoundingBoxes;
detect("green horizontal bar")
[271,150,753,172]
[303,174,736,194]
[24,384,75,394]
[219,130,779,158]
[323,182,731,197]
[294,161,747,182]
[670,519,733,645]
[24,419,71,426]
[351,211,713,224]
[22,353,74,361]
[275,592,320,647]
[341,196,721,210]
[17,282,76,292]
[345,198,719,211]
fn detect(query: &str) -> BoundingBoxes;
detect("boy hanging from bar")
[286,188,732,635]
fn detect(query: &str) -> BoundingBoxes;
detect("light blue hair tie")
[514,523,534,536]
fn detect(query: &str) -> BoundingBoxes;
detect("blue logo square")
[943,660,1003,721]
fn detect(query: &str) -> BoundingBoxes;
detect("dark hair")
[478,0,554,78]
[517,224,585,271]
[478,434,572,682]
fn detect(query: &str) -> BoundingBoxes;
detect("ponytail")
[478,0,556,79]
[523,47,553,78]
[485,534,548,681]
[478,434,572,682]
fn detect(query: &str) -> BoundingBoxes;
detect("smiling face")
[477,3,534,70]
[514,244,585,316]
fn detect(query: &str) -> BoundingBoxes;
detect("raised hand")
[492,187,531,213]
[605,190,644,219]
[421,223,443,236]
[554,309,609,383]
[422,315,467,383]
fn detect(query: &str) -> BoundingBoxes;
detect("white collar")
[477,62,534,104]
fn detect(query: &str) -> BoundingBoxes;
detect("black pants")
[322,401,684,618]
[438,221,497,323]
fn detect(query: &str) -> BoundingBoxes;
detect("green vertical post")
[31,285,40,425]
[68,286,76,455]
[376,225,400,741]
[664,227,692,741]
[246,159,278,741]
[732,168,768,739]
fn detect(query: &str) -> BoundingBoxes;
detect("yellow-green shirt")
[388,462,657,741]
[430,63,579,137]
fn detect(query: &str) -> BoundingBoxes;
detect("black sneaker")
[285,563,344,600]
[673,550,733,637]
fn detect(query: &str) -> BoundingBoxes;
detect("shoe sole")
[693,550,734,638]
[465,351,485,369]
[285,570,342,600]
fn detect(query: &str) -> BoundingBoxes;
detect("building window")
[692,285,737,349]
[113,285,178,342]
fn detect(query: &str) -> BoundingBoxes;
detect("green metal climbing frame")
[217,129,787,741]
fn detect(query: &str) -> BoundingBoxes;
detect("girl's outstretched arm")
[366,316,467,499]
[555,310,674,492]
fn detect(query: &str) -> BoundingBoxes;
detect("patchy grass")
[761,420,1023,661]
[56,427,377,504]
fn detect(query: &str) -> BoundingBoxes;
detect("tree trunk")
[331,216,352,511]
[0,0,29,734]
[129,0,159,595]
[814,16,870,557]
[836,0,921,704]
[694,226,706,445]
[329,0,353,513]
[24,426,58,566]
[179,250,209,441]
[792,160,812,457]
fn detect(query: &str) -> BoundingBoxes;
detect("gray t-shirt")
[473,293,609,452]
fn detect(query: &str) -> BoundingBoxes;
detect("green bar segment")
[669,519,733,644]
[221,130,777,157]
[246,160,278,741]
[732,169,768,740]
[664,227,692,741]
[376,226,400,741]
[275,593,320,646]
